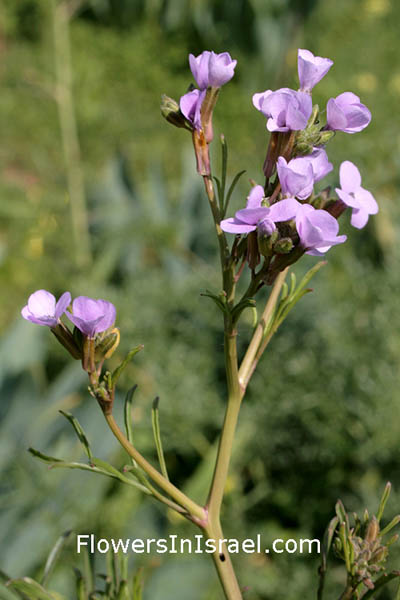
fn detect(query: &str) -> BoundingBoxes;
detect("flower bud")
[161,94,192,129]
[273,237,294,254]
[317,130,335,145]
[365,517,380,544]
[257,219,278,257]
[95,328,120,361]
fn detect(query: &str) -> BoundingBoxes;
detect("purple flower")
[277,156,314,200]
[252,87,312,132]
[307,147,333,182]
[335,161,378,228]
[189,51,237,89]
[298,49,333,93]
[21,290,71,327]
[220,185,274,234]
[180,89,206,130]
[326,92,371,134]
[67,296,116,338]
[269,199,346,255]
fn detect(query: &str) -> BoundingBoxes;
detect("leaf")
[59,411,93,461]
[124,385,138,467]
[231,298,256,322]
[6,578,62,600]
[30,448,150,495]
[89,458,149,493]
[223,170,246,217]
[41,531,72,587]
[28,448,63,464]
[380,515,400,537]
[377,482,392,522]
[111,345,144,386]
[321,515,339,570]
[0,581,21,600]
[219,134,228,213]
[74,569,87,600]
[151,397,169,481]
[132,569,144,600]
[200,290,228,314]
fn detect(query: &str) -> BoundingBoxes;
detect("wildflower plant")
[18,48,394,600]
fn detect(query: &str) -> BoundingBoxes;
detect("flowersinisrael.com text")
[77,534,320,556]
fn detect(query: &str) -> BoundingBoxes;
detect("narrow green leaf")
[377,482,392,522]
[111,345,144,386]
[116,580,130,600]
[43,457,150,494]
[231,298,256,321]
[380,515,400,537]
[124,385,138,467]
[6,578,61,600]
[335,500,348,526]
[293,260,326,300]
[0,582,21,600]
[74,569,87,600]
[220,134,228,207]
[41,530,72,587]
[59,411,92,461]
[322,516,339,568]
[132,569,144,600]
[289,272,296,296]
[223,169,246,217]
[213,176,222,211]
[119,555,128,583]
[151,397,169,481]
[28,448,63,464]
[82,547,94,597]
[200,291,228,314]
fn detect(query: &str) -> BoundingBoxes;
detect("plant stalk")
[238,268,288,391]
[104,413,205,522]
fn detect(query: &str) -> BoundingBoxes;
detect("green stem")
[207,331,242,520]
[52,0,92,269]
[104,413,205,522]
[238,268,288,392]
[204,520,243,600]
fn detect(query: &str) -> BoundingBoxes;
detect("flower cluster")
[179,51,237,131]
[219,48,377,271]
[22,290,116,337]
[253,49,371,135]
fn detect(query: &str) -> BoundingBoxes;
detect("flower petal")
[268,198,301,222]
[220,217,256,234]
[339,161,362,193]
[28,290,56,318]
[55,291,71,320]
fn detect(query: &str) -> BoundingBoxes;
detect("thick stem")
[104,413,205,522]
[238,268,288,392]
[204,520,243,600]
[52,0,91,269]
[207,331,242,520]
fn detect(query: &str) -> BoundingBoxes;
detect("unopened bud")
[274,237,294,254]
[365,517,380,544]
[372,546,388,564]
[257,219,278,257]
[95,328,120,361]
[161,94,192,130]
[317,130,335,146]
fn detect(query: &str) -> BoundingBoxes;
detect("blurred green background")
[1,0,400,598]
